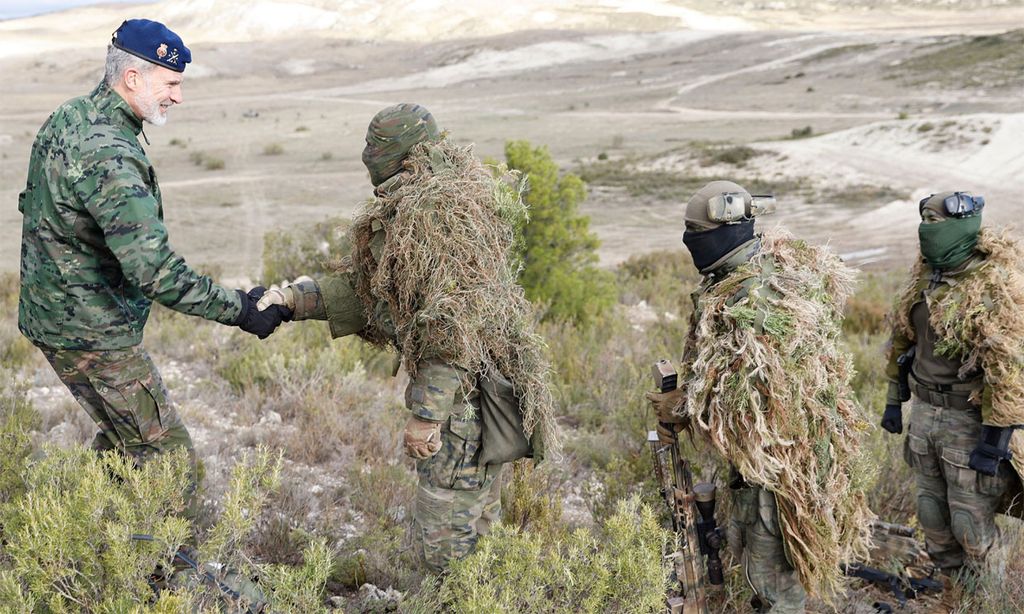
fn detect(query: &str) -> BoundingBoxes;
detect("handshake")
[232,278,308,340]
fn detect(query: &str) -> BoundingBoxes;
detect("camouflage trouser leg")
[414,412,503,573]
[42,345,198,520]
[730,483,807,613]
[903,397,1012,574]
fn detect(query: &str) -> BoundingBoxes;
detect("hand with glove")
[880,404,903,435]
[234,286,290,339]
[968,425,1016,476]
[403,415,443,459]
[880,380,905,433]
[645,387,688,445]
[256,276,314,313]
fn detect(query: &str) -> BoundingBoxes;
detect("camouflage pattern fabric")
[288,268,502,571]
[43,345,198,516]
[903,397,1012,572]
[18,81,241,351]
[415,412,502,572]
[730,483,807,613]
[361,103,439,187]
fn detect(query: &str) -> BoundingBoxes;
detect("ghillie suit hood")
[349,136,558,452]
[893,227,1024,513]
[681,230,874,602]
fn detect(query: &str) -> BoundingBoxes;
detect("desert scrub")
[262,216,353,283]
[894,29,1024,88]
[406,495,669,613]
[0,445,193,611]
[263,143,285,156]
[697,144,762,168]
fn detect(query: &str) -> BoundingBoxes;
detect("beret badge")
[156,43,168,59]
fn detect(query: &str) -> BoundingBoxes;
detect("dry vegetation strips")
[350,137,558,450]
[892,228,1024,486]
[683,231,874,602]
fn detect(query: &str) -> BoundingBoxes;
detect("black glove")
[968,425,1015,477]
[880,403,903,435]
[234,287,289,339]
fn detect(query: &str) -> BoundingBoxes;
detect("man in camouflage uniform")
[649,181,807,612]
[257,104,502,572]
[881,192,1019,580]
[18,19,288,515]
[649,181,871,612]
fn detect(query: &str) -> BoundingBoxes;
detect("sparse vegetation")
[263,143,285,156]
[894,29,1024,89]
[788,125,814,139]
[188,151,225,171]
[697,144,761,168]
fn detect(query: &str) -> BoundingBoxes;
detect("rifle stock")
[649,359,723,613]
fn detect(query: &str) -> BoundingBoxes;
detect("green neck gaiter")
[918,215,981,270]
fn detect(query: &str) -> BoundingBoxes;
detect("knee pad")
[951,509,987,557]
[918,493,948,531]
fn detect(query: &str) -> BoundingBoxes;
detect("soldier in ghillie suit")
[257,103,557,572]
[17,19,289,517]
[648,181,873,612]
[881,192,1024,580]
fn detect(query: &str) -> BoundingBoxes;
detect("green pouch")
[477,372,532,466]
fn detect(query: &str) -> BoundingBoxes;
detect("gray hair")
[104,44,156,88]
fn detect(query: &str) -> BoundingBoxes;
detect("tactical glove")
[234,287,289,339]
[403,415,443,459]
[968,425,1015,477]
[257,285,296,312]
[646,387,686,424]
[656,421,686,446]
[880,403,903,435]
[255,276,313,315]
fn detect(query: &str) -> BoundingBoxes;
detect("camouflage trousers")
[42,345,198,517]
[903,397,1013,572]
[414,412,503,573]
[729,482,807,613]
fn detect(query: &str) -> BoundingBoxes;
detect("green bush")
[262,216,352,284]
[505,140,615,325]
[407,495,669,613]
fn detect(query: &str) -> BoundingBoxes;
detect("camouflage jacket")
[18,82,242,351]
[286,235,473,424]
[884,253,992,416]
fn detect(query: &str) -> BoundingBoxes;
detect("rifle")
[648,359,724,614]
[842,520,942,608]
[842,563,942,607]
[132,534,266,613]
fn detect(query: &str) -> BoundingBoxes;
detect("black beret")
[111,19,191,73]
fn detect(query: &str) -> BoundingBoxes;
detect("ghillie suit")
[349,136,559,453]
[681,230,874,602]
[891,227,1024,515]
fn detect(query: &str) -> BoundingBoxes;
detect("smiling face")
[122,64,184,126]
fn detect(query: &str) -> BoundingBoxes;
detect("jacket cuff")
[886,380,902,406]
[290,278,325,321]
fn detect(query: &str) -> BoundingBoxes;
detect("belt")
[910,379,979,411]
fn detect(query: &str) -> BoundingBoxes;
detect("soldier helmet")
[362,103,440,187]
[685,180,752,231]
[918,191,985,220]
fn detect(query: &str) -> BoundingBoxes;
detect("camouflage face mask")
[362,103,440,187]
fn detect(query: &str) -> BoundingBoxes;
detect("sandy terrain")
[1,0,1022,278]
